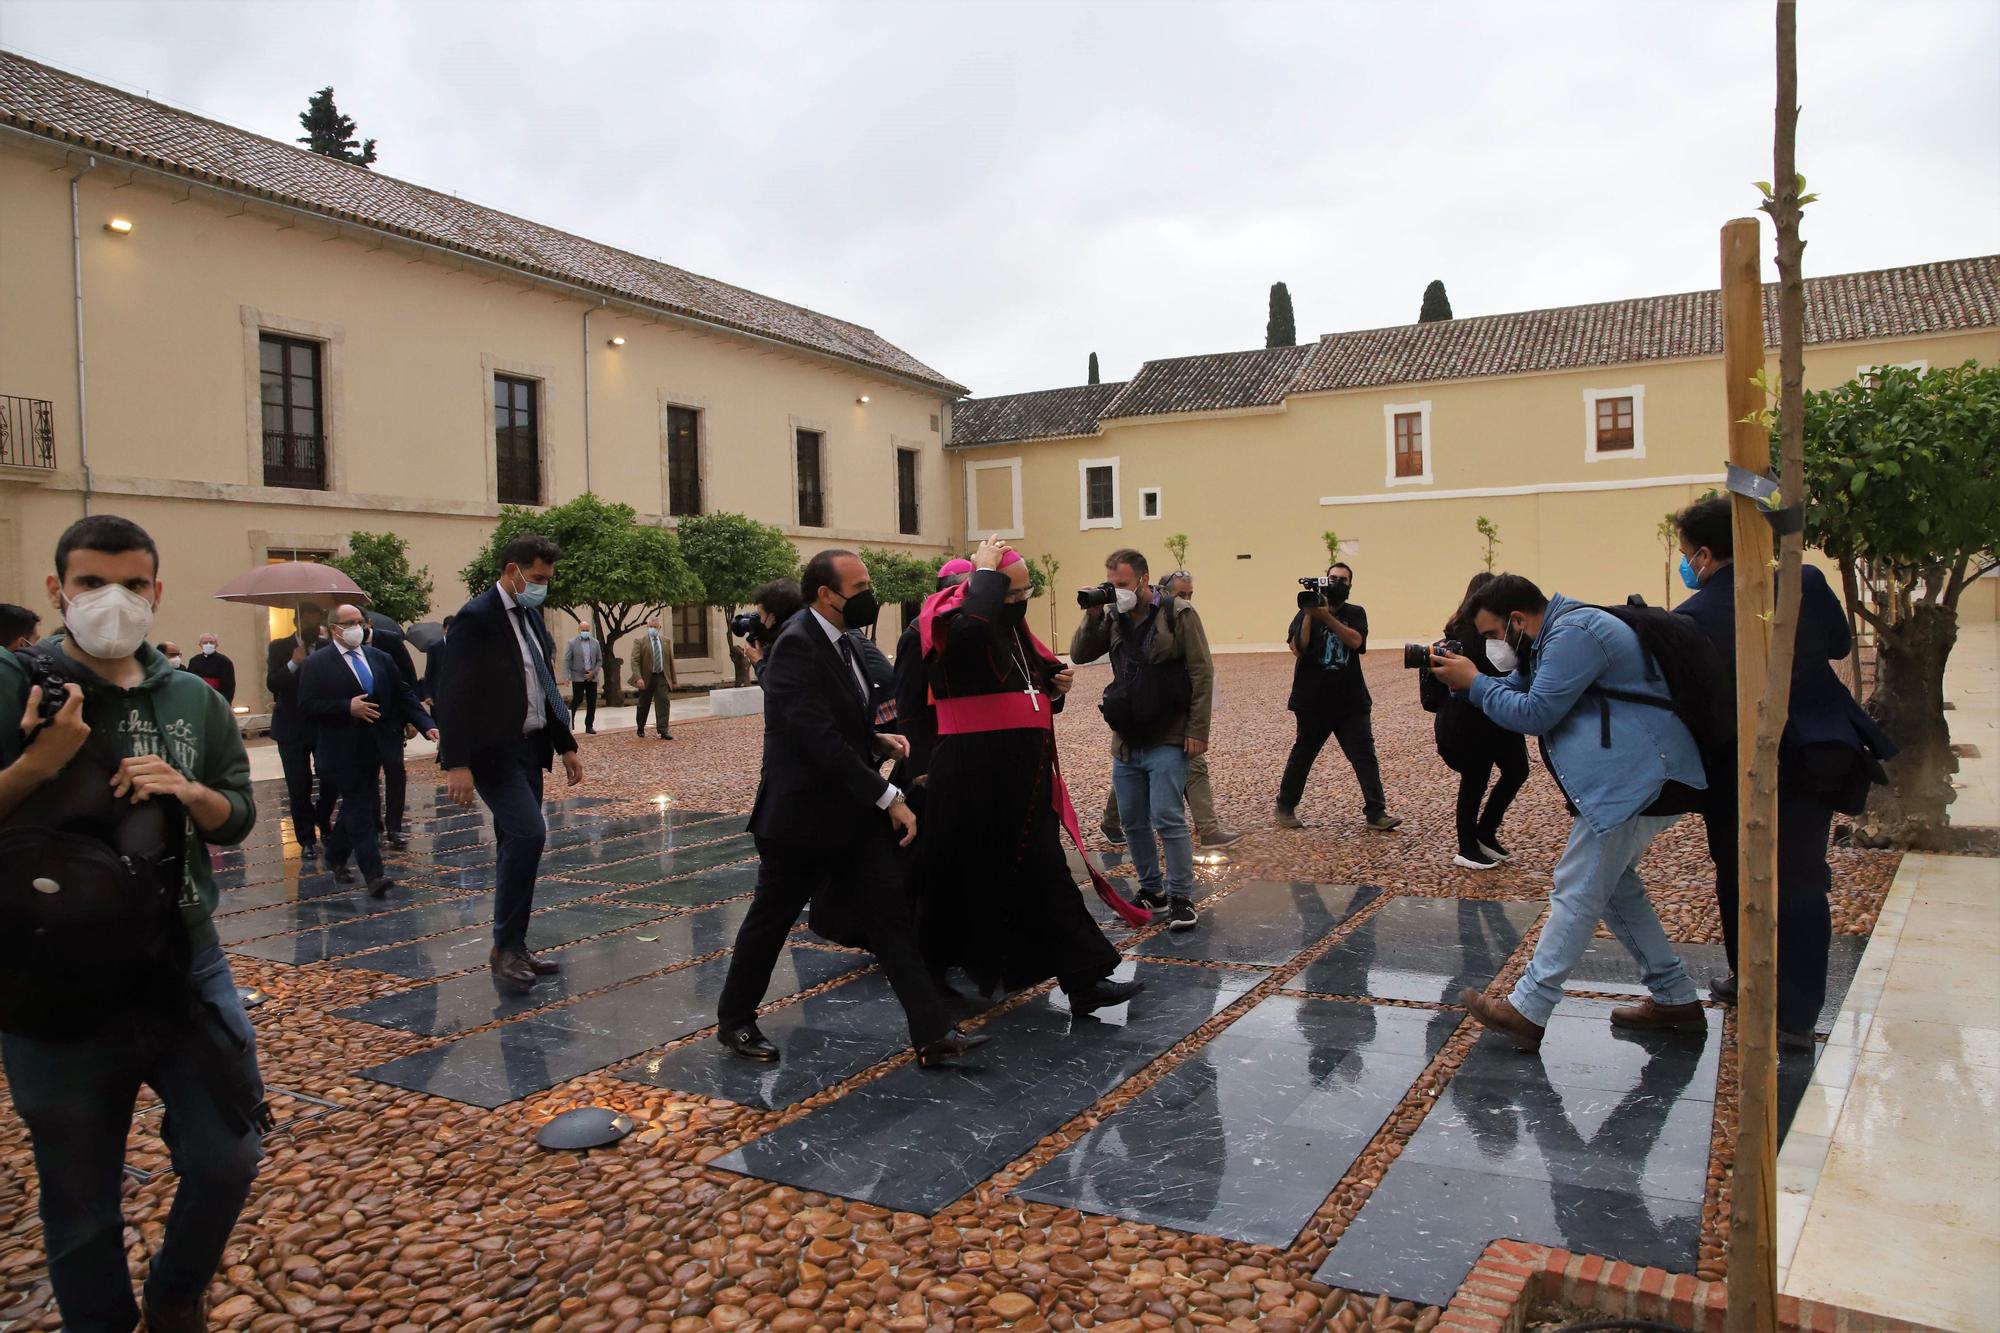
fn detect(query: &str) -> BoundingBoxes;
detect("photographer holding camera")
[1070,548,1214,930]
[732,578,806,685]
[1274,561,1401,833]
[1429,572,1530,869]
[0,516,263,1333]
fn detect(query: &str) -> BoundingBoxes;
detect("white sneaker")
[1453,851,1501,871]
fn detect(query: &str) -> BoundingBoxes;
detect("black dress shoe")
[717,1026,779,1062]
[329,861,357,885]
[383,832,409,851]
[915,1027,991,1068]
[365,876,395,898]
[1710,973,1739,1004]
[1067,977,1146,1012]
[298,843,321,868]
[525,951,560,976]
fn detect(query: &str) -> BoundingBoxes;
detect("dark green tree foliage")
[855,549,938,613]
[297,86,378,166]
[1419,279,1453,323]
[1265,282,1297,348]
[329,531,433,624]
[675,512,800,612]
[1088,352,1100,385]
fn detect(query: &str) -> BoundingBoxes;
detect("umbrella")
[405,621,446,652]
[213,562,369,610]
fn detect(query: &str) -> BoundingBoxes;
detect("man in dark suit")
[299,604,437,896]
[267,603,335,862]
[365,610,422,850]
[420,615,453,710]
[1672,497,1896,1046]
[434,535,585,992]
[628,613,674,739]
[714,549,989,1069]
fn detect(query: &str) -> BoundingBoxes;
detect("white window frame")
[1382,401,1433,487]
[964,457,1024,540]
[1138,486,1163,520]
[1583,385,1646,462]
[1079,456,1122,530]
[1858,359,1927,384]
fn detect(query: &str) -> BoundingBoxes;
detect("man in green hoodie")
[0,514,262,1333]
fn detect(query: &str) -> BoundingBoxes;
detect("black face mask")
[997,600,1029,629]
[1326,579,1351,605]
[837,589,881,630]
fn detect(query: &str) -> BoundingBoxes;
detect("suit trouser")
[719,830,948,1047]
[568,680,598,731]
[632,672,669,736]
[1102,753,1221,837]
[472,733,548,950]
[323,754,387,882]
[381,742,407,835]
[1703,785,1838,1035]
[276,734,335,848]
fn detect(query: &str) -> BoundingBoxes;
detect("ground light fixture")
[535,1106,634,1152]
[105,217,133,234]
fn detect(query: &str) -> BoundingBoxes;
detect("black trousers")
[1451,739,1530,856]
[1704,785,1838,1035]
[718,830,948,1047]
[1276,708,1387,819]
[568,680,598,731]
[276,734,335,848]
[381,742,406,835]
[632,672,670,736]
[323,755,386,882]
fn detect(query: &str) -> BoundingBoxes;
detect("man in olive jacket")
[1070,546,1214,929]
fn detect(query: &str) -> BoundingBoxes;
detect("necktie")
[651,631,663,673]
[836,636,867,705]
[347,649,374,694]
[513,606,572,729]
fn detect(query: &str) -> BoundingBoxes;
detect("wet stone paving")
[188,767,1868,1316]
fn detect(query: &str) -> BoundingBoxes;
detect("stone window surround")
[1582,384,1646,463]
[658,389,712,518]
[892,436,925,537]
[789,413,833,531]
[241,307,347,493]
[965,457,1024,540]
[1138,486,1163,520]
[1382,400,1433,488]
[1079,455,1122,531]
[481,352,560,507]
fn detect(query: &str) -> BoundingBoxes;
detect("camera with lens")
[727,611,769,644]
[17,647,79,735]
[1297,577,1332,611]
[1077,583,1121,610]
[1402,638,1461,669]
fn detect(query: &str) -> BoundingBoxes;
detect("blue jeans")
[1,946,264,1332]
[1113,744,1194,900]
[474,733,548,950]
[1510,813,1699,1026]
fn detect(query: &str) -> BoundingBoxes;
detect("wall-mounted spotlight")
[608,336,626,347]
[105,217,134,235]
[857,395,870,404]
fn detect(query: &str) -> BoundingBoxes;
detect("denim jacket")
[1466,592,1705,833]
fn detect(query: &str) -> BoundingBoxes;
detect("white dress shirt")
[808,608,899,810]
[497,583,547,735]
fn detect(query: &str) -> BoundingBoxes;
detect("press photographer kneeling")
[0,516,264,1333]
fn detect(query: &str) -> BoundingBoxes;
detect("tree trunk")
[1859,602,1960,848]
[603,653,626,706]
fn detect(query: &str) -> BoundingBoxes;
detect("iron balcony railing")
[262,430,326,490]
[0,396,55,470]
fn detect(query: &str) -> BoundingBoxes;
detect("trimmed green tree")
[856,547,938,641]
[297,87,377,166]
[1419,280,1453,322]
[462,494,702,704]
[1266,282,1297,348]
[676,512,800,683]
[1037,553,1062,641]
[1474,515,1500,574]
[329,531,433,624]
[1165,533,1190,570]
[1088,352,1101,386]
[1788,360,2000,848]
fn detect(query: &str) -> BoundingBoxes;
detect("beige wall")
[0,138,955,708]
[953,331,1998,648]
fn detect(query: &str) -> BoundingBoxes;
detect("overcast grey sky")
[4,0,1995,395]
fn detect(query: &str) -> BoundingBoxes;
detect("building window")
[929,413,941,433]
[671,604,709,657]
[494,374,542,504]
[1382,401,1433,486]
[260,333,325,489]
[966,458,1024,540]
[796,428,825,527]
[666,405,702,516]
[895,448,920,535]
[1583,386,1646,461]
[1079,456,1121,529]
[1139,487,1162,520]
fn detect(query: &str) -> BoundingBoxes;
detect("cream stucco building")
[0,52,965,713]
[949,259,1999,649]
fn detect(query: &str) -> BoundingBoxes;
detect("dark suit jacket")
[265,631,328,744]
[420,638,448,705]
[298,642,434,781]
[366,612,421,691]
[434,586,576,772]
[748,609,891,843]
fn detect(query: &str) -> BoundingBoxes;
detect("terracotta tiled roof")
[951,382,1126,447]
[1291,256,2000,394]
[1100,344,1313,420]
[0,51,965,394]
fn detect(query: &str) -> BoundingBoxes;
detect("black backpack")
[1578,603,1733,816]
[1099,607,1193,742]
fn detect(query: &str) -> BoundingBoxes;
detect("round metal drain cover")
[535,1107,634,1152]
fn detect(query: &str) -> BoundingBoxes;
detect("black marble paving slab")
[1016,996,1460,1245]
[562,834,759,885]
[330,902,659,980]
[224,879,604,964]
[424,816,675,867]
[215,870,439,916]
[1285,897,1544,1004]
[336,900,756,1034]
[360,945,865,1108]
[620,970,1005,1111]
[605,861,761,908]
[1131,882,1379,968]
[214,881,450,944]
[713,960,1260,1214]
[1315,997,1718,1306]
[1562,938,1731,998]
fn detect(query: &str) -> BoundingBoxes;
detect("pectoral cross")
[1023,678,1042,712]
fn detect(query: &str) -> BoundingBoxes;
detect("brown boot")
[1459,987,1545,1051]
[142,1289,209,1333]
[1609,996,1708,1031]
[489,946,536,993]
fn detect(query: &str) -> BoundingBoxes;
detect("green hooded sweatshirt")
[0,635,257,953]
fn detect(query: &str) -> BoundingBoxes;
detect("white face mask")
[338,625,367,649]
[166,654,184,668]
[1113,587,1140,614]
[1485,637,1519,673]
[201,643,217,655]
[62,584,156,659]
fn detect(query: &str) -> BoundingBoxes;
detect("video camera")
[1297,576,1340,611]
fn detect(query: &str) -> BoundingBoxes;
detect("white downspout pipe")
[69,154,97,514]
[582,299,605,495]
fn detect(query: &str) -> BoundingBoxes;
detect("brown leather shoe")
[1610,997,1708,1031]
[524,951,560,976]
[489,946,536,992]
[141,1289,208,1333]
[1459,987,1546,1051]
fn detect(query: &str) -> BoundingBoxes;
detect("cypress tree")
[297,87,378,167]
[1266,282,1297,348]
[1419,279,1453,322]
[1088,352,1100,385]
